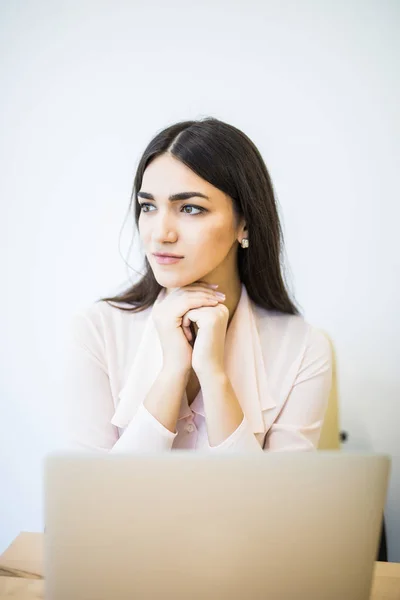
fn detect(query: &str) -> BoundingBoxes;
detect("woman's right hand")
[152,281,224,376]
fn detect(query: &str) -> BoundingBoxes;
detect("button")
[185,424,195,433]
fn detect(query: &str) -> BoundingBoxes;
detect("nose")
[151,208,178,243]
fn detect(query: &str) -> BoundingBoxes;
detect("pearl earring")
[241,238,249,249]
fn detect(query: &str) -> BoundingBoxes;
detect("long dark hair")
[100,117,302,316]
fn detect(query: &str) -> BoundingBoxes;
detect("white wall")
[1,0,399,560]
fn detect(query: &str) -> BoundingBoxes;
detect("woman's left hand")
[182,302,230,379]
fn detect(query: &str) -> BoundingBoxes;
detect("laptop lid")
[44,451,390,600]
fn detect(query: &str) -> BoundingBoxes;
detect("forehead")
[141,154,223,201]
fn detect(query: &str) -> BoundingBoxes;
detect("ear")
[236,217,248,243]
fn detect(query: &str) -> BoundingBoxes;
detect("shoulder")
[67,299,152,354]
[252,304,332,366]
[251,305,332,409]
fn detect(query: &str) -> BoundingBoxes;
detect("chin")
[153,272,188,288]
[153,270,205,289]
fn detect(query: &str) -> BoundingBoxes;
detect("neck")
[218,277,242,328]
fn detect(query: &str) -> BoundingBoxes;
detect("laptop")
[43,451,390,600]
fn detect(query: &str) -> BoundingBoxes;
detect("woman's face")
[138,153,246,290]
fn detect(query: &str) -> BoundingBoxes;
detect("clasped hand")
[182,302,229,378]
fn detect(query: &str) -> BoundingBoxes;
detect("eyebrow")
[137,191,211,202]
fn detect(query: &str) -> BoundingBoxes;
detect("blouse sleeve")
[62,311,177,453]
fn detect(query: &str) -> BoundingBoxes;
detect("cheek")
[197,220,233,244]
[189,225,233,260]
[138,218,150,241]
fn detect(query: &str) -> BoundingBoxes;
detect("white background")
[1,0,399,560]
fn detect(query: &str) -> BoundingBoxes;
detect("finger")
[190,279,219,287]
[186,293,220,311]
[175,283,224,304]
[178,290,218,306]
[183,307,205,328]
[184,282,219,292]
[182,314,191,329]
[182,324,192,342]
[197,281,219,289]
[182,290,220,301]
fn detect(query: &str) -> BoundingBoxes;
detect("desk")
[1,532,399,599]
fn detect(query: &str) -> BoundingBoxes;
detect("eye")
[181,205,205,215]
[139,203,206,215]
[139,203,155,213]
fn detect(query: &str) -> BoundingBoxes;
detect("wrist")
[195,369,227,385]
[161,365,191,383]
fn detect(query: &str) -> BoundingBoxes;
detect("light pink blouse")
[63,283,333,453]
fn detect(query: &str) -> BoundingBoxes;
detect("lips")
[153,255,183,265]
[153,254,182,258]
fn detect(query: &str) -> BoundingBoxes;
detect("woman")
[64,117,332,453]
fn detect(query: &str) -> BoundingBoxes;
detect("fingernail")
[215,292,225,298]
[208,284,219,288]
